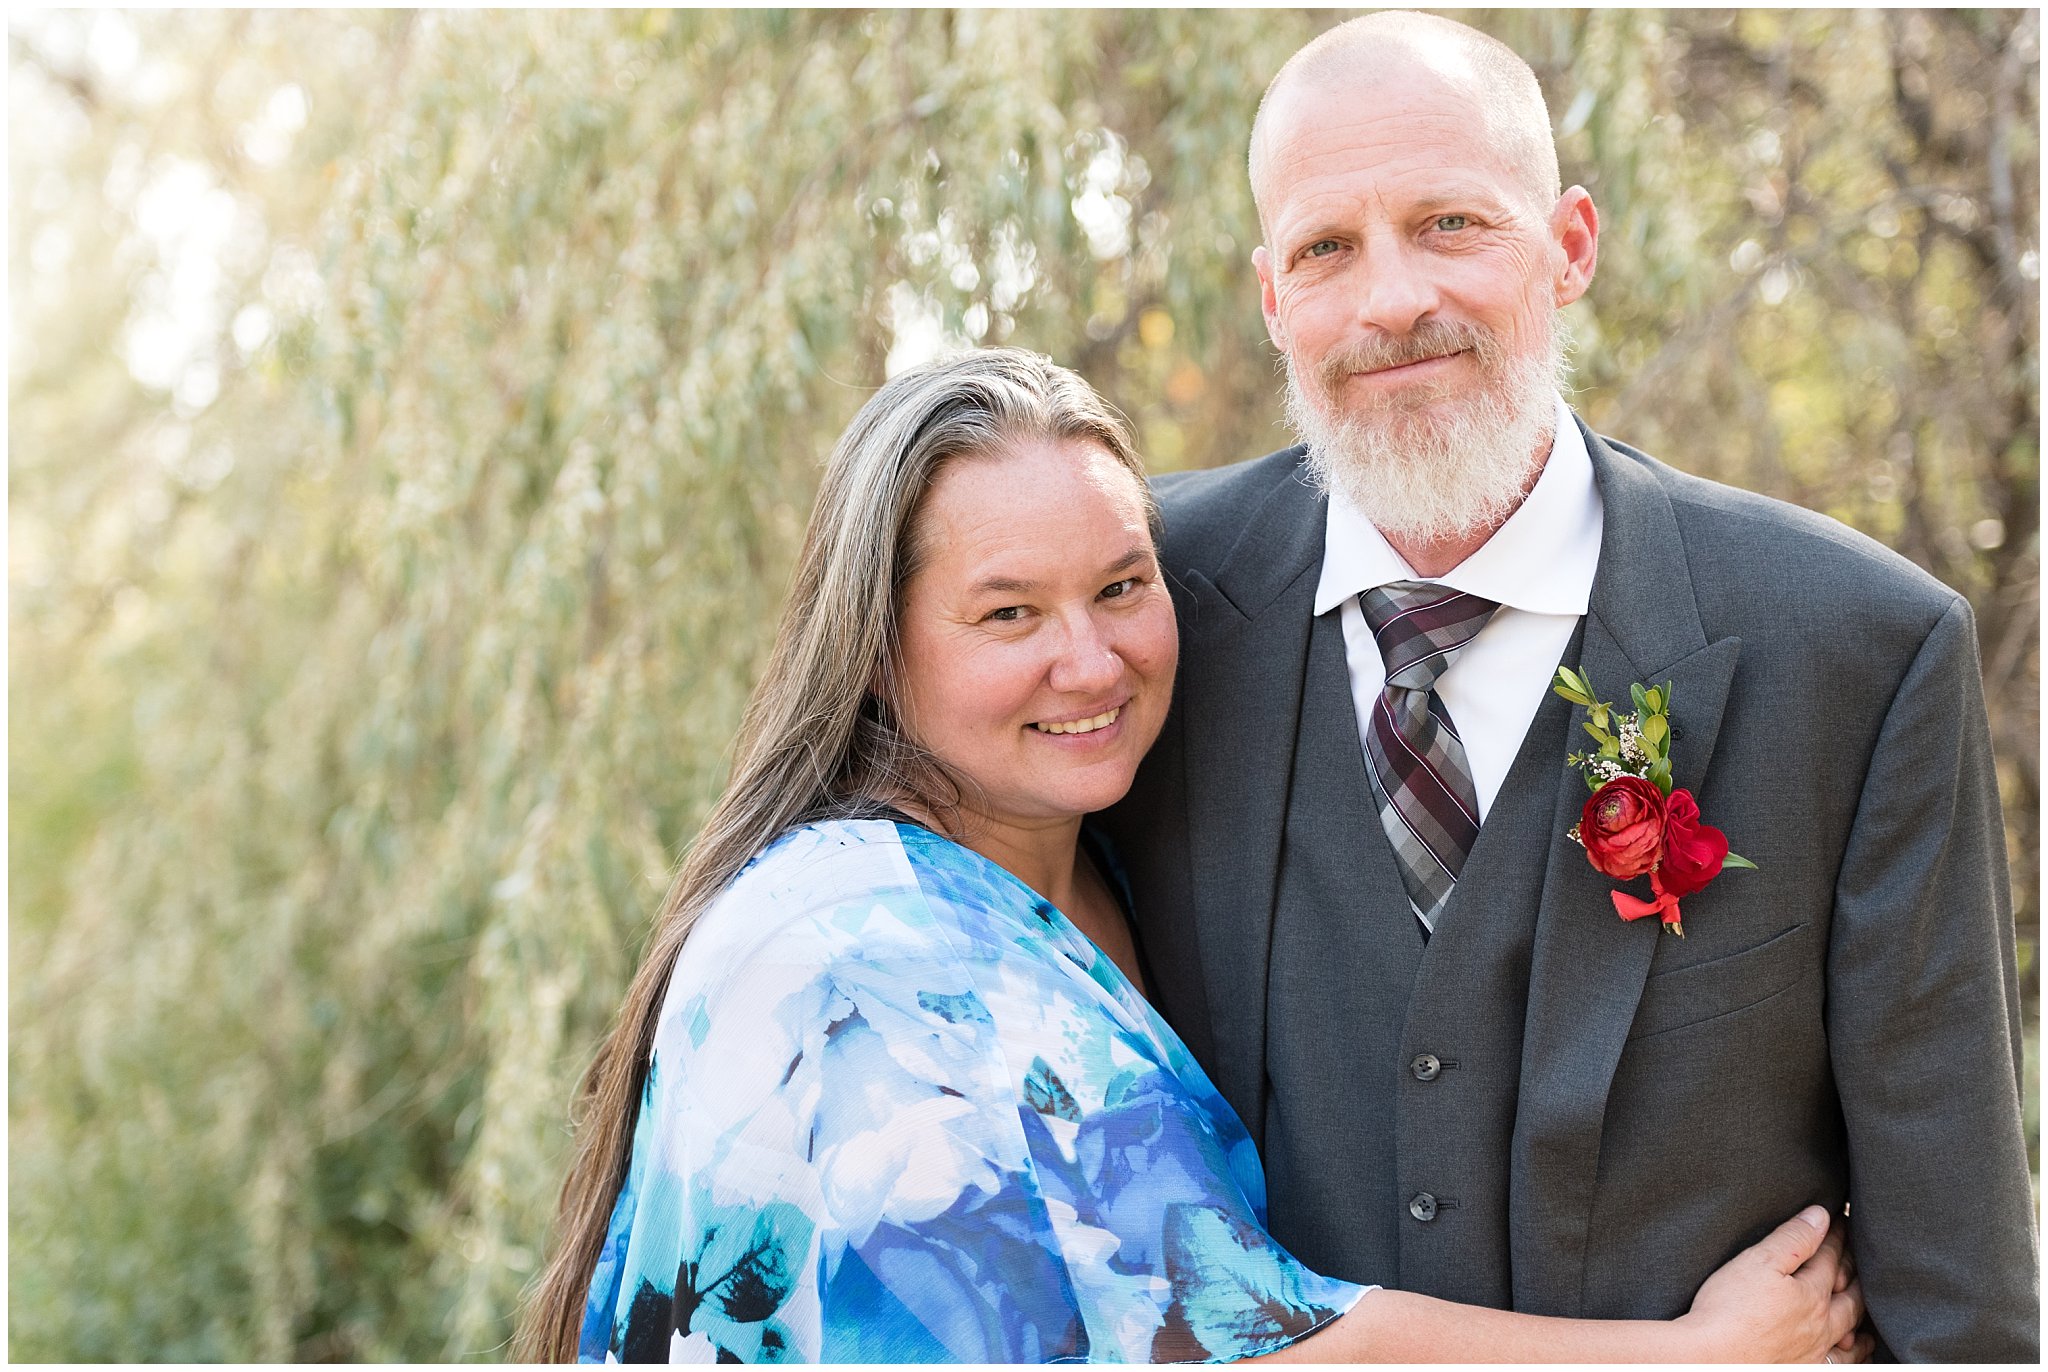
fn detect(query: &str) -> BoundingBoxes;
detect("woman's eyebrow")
[968,573,1040,596]
[965,547,1149,598]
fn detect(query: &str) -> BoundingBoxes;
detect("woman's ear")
[865,666,897,721]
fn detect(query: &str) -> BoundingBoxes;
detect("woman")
[521,350,1867,1363]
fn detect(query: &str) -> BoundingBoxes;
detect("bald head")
[1249,12,1560,241]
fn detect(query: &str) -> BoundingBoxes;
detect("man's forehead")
[1256,73,1506,199]
[1316,30,1487,89]
[1270,50,1487,137]
[1251,31,1556,234]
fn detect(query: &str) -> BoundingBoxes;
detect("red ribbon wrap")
[1612,871,1686,936]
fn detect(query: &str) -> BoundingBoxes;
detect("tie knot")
[1360,581,1500,691]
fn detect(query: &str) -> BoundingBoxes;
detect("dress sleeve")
[589,850,1364,1363]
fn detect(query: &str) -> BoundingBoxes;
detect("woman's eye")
[985,605,1024,623]
[1434,214,1470,232]
[1100,577,1140,600]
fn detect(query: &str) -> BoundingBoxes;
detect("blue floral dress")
[579,820,1365,1363]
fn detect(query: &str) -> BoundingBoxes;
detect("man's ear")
[1252,244,1289,351]
[1550,187,1599,307]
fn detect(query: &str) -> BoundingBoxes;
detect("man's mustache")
[1312,321,1506,392]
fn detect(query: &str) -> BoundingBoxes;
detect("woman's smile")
[1029,701,1126,737]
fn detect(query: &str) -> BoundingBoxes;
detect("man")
[1099,12,2037,1359]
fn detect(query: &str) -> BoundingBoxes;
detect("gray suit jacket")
[1099,419,2037,1360]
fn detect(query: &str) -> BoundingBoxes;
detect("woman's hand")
[1256,1203,1874,1364]
[1679,1206,1872,1362]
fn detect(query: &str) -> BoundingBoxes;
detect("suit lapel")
[1510,422,1744,1315]
[1176,462,1326,1130]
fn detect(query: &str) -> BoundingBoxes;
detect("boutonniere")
[1551,667,1755,937]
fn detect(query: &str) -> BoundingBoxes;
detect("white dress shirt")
[1313,395,1604,822]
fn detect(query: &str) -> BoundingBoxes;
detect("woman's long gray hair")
[517,349,1151,1360]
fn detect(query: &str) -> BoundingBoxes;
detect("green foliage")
[1562,666,1681,794]
[10,9,2037,1360]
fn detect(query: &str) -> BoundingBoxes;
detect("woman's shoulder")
[644,822,1035,1179]
[723,816,919,907]
[677,819,924,971]
[659,820,1018,1038]
[694,818,1056,951]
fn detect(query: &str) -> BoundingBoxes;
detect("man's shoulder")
[1149,444,1311,571]
[1605,433,1964,635]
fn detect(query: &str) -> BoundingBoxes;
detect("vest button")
[1411,1053,1442,1081]
[1409,1192,1439,1222]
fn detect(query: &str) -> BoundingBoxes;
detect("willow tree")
[10,9,2035,1361]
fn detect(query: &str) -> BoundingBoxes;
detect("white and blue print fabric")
[579,820,1364,1363]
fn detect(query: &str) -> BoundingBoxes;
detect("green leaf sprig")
[1553,666,1677,795]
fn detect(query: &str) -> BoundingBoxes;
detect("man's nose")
[1352,246,1441,336]
[1047,614,1123,696]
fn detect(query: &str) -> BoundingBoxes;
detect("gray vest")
[1260,608,1580,1303]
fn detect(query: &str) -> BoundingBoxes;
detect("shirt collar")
[1313,393,1603,617]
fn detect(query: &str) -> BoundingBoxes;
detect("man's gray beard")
[1284,320,1573,547]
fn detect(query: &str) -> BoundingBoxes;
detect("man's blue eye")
[1435,214,1470,231]
[1306,239,1340,257]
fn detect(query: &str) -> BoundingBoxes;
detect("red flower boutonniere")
[1552,667,1756,937]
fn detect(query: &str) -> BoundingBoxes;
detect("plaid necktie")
[1359,581,1500,937]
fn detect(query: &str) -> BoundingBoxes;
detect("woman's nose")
[1046,615,1123,695]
